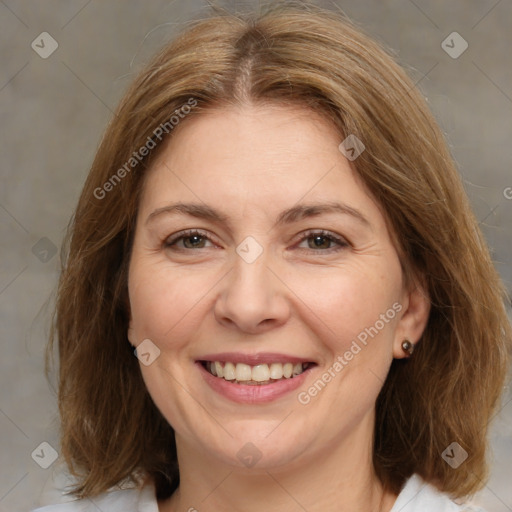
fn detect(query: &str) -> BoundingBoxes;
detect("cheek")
[128,259,213,344]
[286,261,401,354]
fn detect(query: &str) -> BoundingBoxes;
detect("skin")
[127,104,430,512]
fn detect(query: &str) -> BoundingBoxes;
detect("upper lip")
[197,352,316,366]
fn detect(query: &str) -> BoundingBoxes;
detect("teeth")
[205,361,310,384]
[235,363,252,381]
[269,363,283,379]
[292,363,303,376]
[223,362,236,380]
[252,364,270,382]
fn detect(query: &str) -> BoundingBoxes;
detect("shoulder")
[390,474,487,512]
[30,481,159,512]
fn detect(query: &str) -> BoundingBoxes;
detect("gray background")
[1,0,511,510]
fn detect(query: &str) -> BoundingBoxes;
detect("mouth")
[196,354,318,403]
[199,360,316,386]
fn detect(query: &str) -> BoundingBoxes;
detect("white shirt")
[31,473,487,512]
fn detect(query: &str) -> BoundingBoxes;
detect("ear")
[127,320,137,347]
[393,279,430,359]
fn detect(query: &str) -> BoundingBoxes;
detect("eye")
[163,229,349,253]
[295,230,349,252]
[164,229,216,250]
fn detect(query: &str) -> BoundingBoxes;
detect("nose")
[214,248,291,335]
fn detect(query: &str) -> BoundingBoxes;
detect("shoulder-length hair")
[49,1,511,502]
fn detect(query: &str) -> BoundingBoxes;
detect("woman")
[35,2,511,511]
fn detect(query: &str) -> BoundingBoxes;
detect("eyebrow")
[145,201,370,228]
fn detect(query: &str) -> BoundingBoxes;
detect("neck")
[159,412,398,512]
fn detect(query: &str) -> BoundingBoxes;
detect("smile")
[201,361,313,385]
[196,355,317,403]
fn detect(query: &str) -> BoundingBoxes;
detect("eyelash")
[163,229,349,253]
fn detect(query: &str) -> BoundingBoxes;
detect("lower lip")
[196,362,313,404]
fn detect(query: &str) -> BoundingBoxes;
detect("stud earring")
[401,339,414,357]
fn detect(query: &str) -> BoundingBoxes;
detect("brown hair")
[48,1,511,502]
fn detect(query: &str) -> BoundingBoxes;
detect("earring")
[401,339,414,357]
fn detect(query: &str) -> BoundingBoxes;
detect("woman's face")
[128,104,428,470]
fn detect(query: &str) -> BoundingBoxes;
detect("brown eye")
[182,234,207,249]
[308,235,332,250]
[297,230,349,252]
[164,230,214,250]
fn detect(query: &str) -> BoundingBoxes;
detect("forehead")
[138,104,382,225]
[156,103,339,170]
